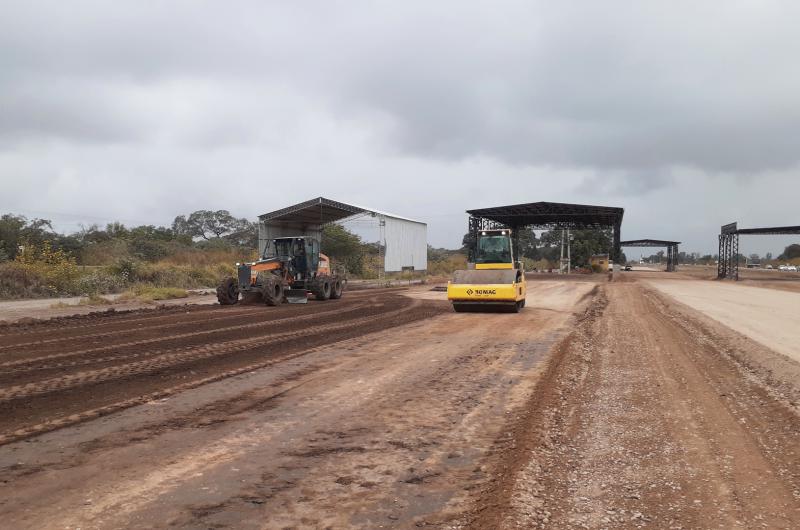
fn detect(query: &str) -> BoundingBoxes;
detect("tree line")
[461,228,625,268]
[0,210,257,265]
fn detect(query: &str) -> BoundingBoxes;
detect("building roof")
[466,201,624,229]
[721,222,800,236]
[259,197,425,226]
[620,239,681,247]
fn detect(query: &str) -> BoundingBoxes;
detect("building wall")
[259,215,427,272]
[382,216,428,272]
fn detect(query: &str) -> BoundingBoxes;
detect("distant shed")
[258,197,427,272]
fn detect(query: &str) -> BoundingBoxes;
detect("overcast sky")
[1,1,799,257]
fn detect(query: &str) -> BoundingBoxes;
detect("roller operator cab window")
[476,235,512,264]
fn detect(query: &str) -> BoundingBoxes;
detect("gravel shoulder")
[464,281,800,529]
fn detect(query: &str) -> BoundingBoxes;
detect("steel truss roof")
[466,201,624,230]
[259,197,365,226]
[259,196,424,226]
[620,239,681,247]
[735,226,800,236]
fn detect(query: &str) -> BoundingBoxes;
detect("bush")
[0,261,55,298]
[108,257,142,284]
[427,254,468,278]
[130,238,170,261]
[75,269,126,295]
[79,239,131,266]
[13,242,81,295]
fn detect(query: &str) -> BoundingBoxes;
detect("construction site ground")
[1,273,799,529]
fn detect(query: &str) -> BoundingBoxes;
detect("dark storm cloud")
[2,1,800,176]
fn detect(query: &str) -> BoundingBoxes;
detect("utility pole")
[378,216,386,282]
[560,229,572,274]
[567,229,571,274]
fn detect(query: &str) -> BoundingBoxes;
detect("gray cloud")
[0,1,799,252]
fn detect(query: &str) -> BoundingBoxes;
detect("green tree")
[172,210,255,247]
[538,228,615,268]
[321,224,365,275]
[779,244,800,260]
[0,214,58,260]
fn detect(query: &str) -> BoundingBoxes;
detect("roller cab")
[447,229,527,313]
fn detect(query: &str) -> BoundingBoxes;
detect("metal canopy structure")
[260,197,366,228]
[466,201,625,262]
[258,197,427,273]
[620,239,681,272]
[718,222,800,280]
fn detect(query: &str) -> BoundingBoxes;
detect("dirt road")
[2,277,800,529]
[0,281,594,528]
[467,281,800,529]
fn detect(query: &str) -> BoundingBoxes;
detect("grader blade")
[286,288,308,304]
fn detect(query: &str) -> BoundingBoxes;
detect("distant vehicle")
[779,265,788,271]
[788,265,798,272]
[765,264,773,269]
[624,265,632,271]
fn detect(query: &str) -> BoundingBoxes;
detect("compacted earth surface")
[1,274,799,529]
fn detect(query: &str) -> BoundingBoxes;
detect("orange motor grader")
[217,236,344,306]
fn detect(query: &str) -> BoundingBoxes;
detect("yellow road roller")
[447,228,527,313]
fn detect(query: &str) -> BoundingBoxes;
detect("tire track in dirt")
[0,301,386,373]
[0,301,416,403]
[0,293,447,444]
[0,307,281,351]
[0,287,402,342]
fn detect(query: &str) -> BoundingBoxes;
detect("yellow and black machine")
[447,228,527,313]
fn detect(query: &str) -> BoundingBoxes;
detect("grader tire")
[315,280,331,301]
[216,277,239,305]
[263,280,284,306]
[330,279,343,299]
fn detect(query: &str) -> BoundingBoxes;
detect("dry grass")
[78,294,113,306]
[118,286,189,303]
[159,248,256,268]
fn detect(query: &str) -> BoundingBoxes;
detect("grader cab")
[217,236,345,306]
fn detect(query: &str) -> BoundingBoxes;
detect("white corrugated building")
[258,197,427,272]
